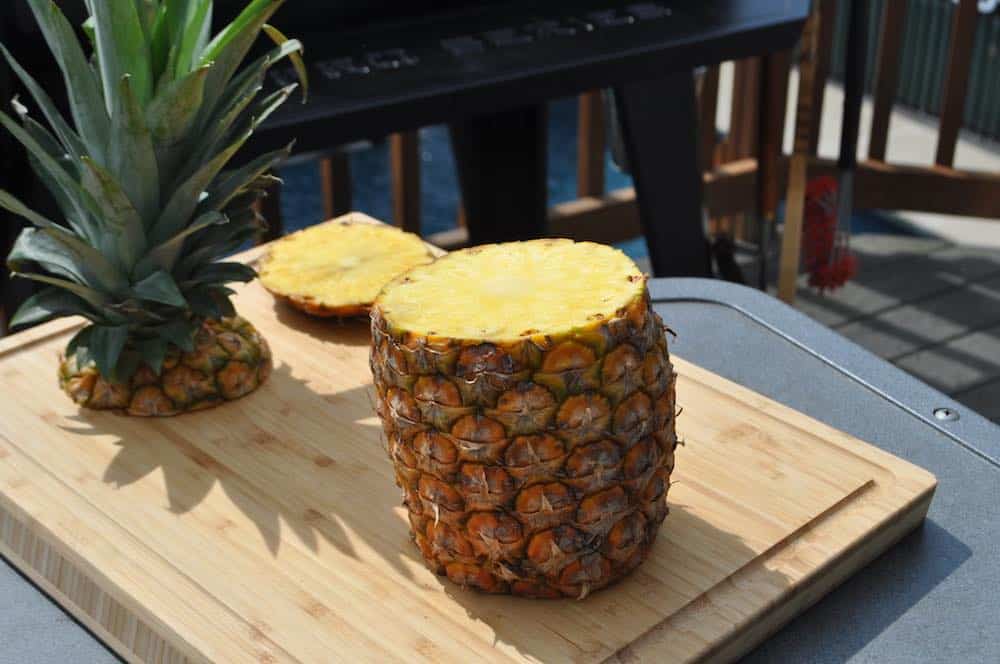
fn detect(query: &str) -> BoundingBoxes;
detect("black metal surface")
[449,105,550,244]
[248,0,810,152]
[614,72,712,277]
[838,0,867,173]
[647,279,1000,663]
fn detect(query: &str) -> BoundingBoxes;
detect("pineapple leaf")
[25,0,109,162]
[8,227,126,294]
[134,1,160,41]
[110,76,160,225]
[163,0,195,44]
[156,318,198,352]
[193,38,302,162]
[149,3,172,83]
[0,43,87,163]
[88,324,130,381]
[211,289,237,318]
[176,217,261,277]
[81,16,97,51]
[139,211,228,277]
[186,261,257,286]
[197,0,285,124]
[8,271,110,311]
[248,83,297,131]
[135,336,169,375]
[132,269,186,307]
[0,109,100,242]
[146,64,211,181]
[192,75,264,165]
[194,3,214,66]
[200,0,283,66]
[201,141,293,212]
[66,326,93,358]
[90,0,154,108]
[262,24,308,102]
[8,287,98,330]
[79,156,147,270]
[0,189,62,230]
[187,285,236,319]
[114,350,143,385]
[168,0,213,78]
[24,152,91,238]
[154,130,250,245]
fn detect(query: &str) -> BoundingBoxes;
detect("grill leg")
[613,71,712,278]
[449,105,549,245]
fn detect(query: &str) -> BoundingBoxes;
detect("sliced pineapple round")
[376,239,646,340]
[259,218,435,317]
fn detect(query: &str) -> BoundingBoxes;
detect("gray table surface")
[2,278,998,663]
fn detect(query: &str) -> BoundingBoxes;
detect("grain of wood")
[868,0,909,162]
[0,217,935,663]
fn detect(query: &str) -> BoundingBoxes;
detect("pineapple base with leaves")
[60,315,271,416]
[1,0,306,413]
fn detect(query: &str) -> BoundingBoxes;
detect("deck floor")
[787,234,1000,425]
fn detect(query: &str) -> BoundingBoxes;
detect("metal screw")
[933,407,959,422]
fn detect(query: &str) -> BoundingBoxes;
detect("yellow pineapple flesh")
[260,214,435,317]
[370,239,677,598]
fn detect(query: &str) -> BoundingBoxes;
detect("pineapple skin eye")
[371,239,675,597]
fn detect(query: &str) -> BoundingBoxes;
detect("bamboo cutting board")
[0,223,935,664]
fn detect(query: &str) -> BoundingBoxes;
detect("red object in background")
[803,176,858,292]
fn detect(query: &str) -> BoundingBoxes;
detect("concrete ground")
[715,66,1000,424]
[790,234,1000,424]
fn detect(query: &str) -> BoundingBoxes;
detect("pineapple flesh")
[370,240,678,598]
[260,216,435,317]
[1,1,306,414]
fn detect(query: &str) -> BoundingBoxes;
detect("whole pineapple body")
[1,1,307,413]
[60,316,271,416]
[370,240,677,598]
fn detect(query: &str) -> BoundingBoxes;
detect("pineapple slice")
[370,239,677,598]
[260,214,435,317]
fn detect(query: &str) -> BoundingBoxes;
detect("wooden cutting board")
[0,224,935,664]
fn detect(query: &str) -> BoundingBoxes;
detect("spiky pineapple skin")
[370,292,677,598]
[59,316,271,417]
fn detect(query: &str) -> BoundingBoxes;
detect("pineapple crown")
[0,0,307,381]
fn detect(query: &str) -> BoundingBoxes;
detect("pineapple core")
[377,239,646,340]
[260,221,433,307]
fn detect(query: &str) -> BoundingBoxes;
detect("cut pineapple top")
[260,219,435,315]
[376,239,646,340]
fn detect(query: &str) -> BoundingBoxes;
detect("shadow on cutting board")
[59,356,426,577]
[271,299,374,347]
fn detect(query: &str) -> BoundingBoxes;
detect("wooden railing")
[316,0,998,287]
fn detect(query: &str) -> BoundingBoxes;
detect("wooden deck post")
[755,51,792,290]
[778,6,823,303]
[869,0,909,162]
[390,131,421,234]
[576,91,606,197]
[935,0,979,167]
[319,153,352,220]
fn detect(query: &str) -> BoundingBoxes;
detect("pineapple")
[260,214,435,317]
[1,1,306,415]
[370,239,678,598]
